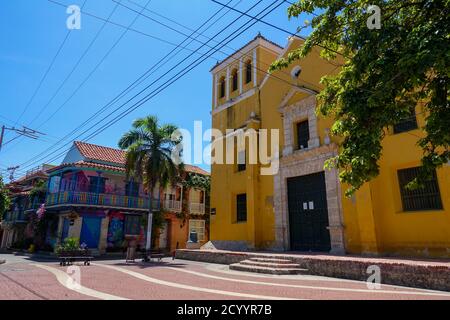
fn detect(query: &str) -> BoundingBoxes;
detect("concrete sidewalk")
[176,249,450,292]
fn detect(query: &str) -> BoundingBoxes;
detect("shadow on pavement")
[1,252,194,270]
[105,259,190,269]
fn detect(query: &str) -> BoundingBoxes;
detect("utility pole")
[0,126,5,151]
[0,125,46,152]
[7,166,19,182]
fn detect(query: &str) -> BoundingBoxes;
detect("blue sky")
[0,0,313,180]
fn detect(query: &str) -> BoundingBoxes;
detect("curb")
[176,249,450,292]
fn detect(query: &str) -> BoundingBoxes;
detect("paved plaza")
[0,253,449,300]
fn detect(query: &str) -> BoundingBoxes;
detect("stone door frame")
[273,95,346,254]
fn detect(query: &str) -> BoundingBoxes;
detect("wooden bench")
[58,250,93,266]
[141,250,166,262]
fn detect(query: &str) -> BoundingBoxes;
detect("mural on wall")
[124,215,141,236]
[105,184,115,194]
[107,211,124,249]
[57,171,90,192]
[50,171,146,196]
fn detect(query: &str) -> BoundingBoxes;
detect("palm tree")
[119,115,183,254]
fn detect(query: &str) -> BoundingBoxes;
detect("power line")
[25,0,122,128]
[6,166,20,182]
[19,0,273,169]
[113,0,334,94]
[16,0,239,152]
[4,0,119,152]
[43,0,309,144]
[13,0,88,126]
[212,0,348,59]
[47,0,215,52]
[0,126,46,152]
[5,0,87,152]
[114,0,322,91]
[1,114,61,142]
[35,0,154,129]
[0,164,28,176]
[18,0,283,171]
[50,0,301,94]
[16,0,243,169]
[283,0,319,17]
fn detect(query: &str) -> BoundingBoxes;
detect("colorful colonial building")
[44,141,209,254]
[0,164,54,249]
[208,34,450,258]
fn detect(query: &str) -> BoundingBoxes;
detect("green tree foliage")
[182,173,211,194]
[119,115,183,192]
[29,180,47,203]
[119,115,183,244]
[271,0,449,195]
[0,176,11,220]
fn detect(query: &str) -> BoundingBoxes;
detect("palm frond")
[120,115,184,195]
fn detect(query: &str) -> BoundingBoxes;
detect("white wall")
[62,144,85,164]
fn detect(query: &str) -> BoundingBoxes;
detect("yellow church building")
[208,34,450,258]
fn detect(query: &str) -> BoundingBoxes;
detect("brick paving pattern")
[0,254,449,300]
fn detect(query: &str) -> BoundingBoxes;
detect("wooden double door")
[287,172,331,252]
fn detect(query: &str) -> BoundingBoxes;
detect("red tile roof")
[64,141,210,176]
[74,141,126,165]
[184,164,210,176]
[47,160,126,174]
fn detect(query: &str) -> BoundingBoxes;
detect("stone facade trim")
[273,95,346,254]
[280,95,320,156]
[212,87,257,115]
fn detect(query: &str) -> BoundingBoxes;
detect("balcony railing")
[2,211,27,223]
[24,201,43,211]
[190,202,205,215]
[46,191,159,211]
[162,199,182,212]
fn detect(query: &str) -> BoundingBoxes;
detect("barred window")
[236,193,247,222]
[393,107,417,134]
[189,219,205,241]
[397,167,443,211]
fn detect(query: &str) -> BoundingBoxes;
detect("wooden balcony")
[45,191,159,211]
[1,211,27,224]
[189,202,205,215]
[162,199,182,212]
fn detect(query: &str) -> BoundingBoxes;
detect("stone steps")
[229,257,308,275]
[229,263,308,275]
[240,259,301,269]
[248,257,293,264]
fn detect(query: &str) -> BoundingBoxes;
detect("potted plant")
[55,237,86,257]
